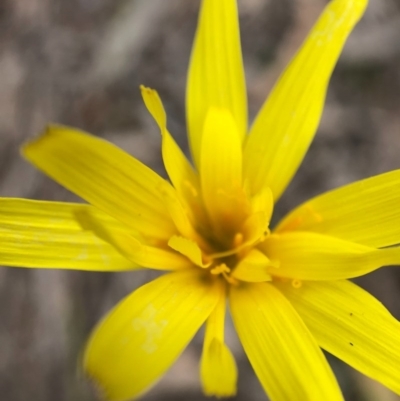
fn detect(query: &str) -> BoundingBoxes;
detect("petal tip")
[85,370,114,401]
[21,123,68,158]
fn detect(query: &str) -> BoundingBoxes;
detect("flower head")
[2,0,400,400]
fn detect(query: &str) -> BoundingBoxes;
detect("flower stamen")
[233,232,244,248]
[210,263,239,286]
[210,263,231,275]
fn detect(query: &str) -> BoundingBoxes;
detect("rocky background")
[1,0,400,400]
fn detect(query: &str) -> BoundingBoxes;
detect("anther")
[233,232,244,248]
[210,264,231,275]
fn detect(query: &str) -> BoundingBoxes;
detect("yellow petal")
[140,86,210,233]
[200,285,237,398]
[75,210,191,270]
[102,233,189,271]
[22,125,176,241]
[84,269,220,401]
[160,132,210,234]
[276,169,400,248]
[201,339,237,398]
[168,235,210,268]
[262,231,400,281]
[140,85,201,204]
[231,249,273,282]
[241,212,269,246]
[140,85,167,129]
[243,0,368,200]
[200,108,246,236]
[157,182,212,251]
[186,0,247,168]
[230,282,343,401]
[250,186,274,219]
[277,279,400,395]
[0,198,135,271]
[158,181,197,240]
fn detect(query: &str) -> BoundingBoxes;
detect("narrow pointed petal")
[200,108,246,234]
[22,125,176,241]
[140,85,167,129]
[244,0,368,200]
[186,0,247,168]
[140,86,201,201]
[277,279,400,395]
[201,284,237,397]
[84,269,220,401]
[0,198,135,271]
[230,282,343,401]
[262,231,400,281]
[276,170,400,248]
[231,249,273,283]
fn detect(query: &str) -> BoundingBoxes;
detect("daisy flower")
[1,0,400,400]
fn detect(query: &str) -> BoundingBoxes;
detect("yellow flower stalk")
[2,0,400,400]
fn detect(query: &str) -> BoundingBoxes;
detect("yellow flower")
[1,0,400,400]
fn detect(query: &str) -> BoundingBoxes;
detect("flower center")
[166,180,274,285]
[197,223,270,285]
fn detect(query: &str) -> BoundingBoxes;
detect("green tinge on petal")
[244,0,368,201]
[277,279,400,395]
[84,269,220,401]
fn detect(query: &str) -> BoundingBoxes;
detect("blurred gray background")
[1,0,400,400]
